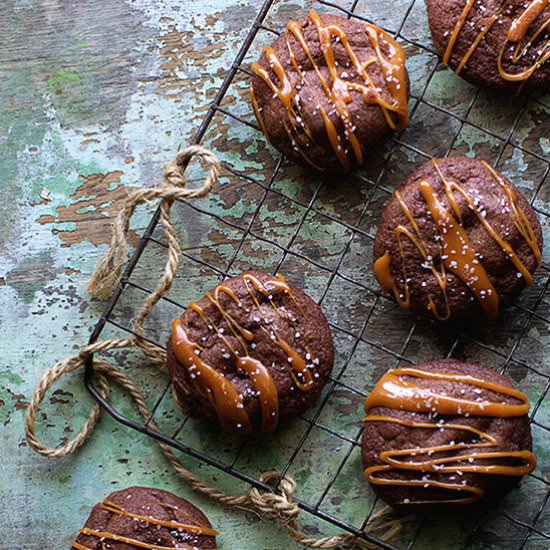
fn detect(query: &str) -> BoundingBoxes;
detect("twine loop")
[24,145,401,548]
[162,145,220,192]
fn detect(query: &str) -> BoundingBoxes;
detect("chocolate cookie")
[70,486,217,549]
[373,157,542,322]
[250,9,409,173]
[166,271,334,434]
[361,359,536,509]
[427,0,550,91]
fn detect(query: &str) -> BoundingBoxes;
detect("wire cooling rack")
[84,0,550,547]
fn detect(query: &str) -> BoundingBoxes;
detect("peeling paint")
[36,171,141,247]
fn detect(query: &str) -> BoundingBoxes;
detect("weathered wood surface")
[0,0,297,547]
[1,0,549,548]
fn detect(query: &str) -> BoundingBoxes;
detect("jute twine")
[24,145,404,549]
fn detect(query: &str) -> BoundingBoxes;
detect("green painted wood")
[1,0,549,549]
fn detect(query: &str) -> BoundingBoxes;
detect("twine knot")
[86,144,220,301]
[247,472,300,522]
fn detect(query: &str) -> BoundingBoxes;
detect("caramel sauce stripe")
[498,16,550,84]
[455,13,499,75]
[481,161,542,268]
[69,500,217,548]
[437,170,534,284]
[242,274,315,391]
[394,189,452,320]
[373,190,453,319]
[363,24,409,130]
[444,0,549,86]
[510,15,549,63]
[419,177,500,319]
[363,368,535,504]
[282,120,325,172]
[364,367,531,416]
[250,84,272,145]
[443,0,476,65]
[364,416,536,504]
[171,319,252,433]
[98,499,218,536]
[73,529,200,550]
[508,0,548,41]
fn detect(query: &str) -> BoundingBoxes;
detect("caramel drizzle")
[508,0,547,41]
[456,13,499,75]
[363,368,536,505]
[241,273,315,392]
[250,9,408,170]
[374,159,540,320]
[477,162,541,276]
[71,529,199,550]
[443,0,549,87]
[419,178,499,319]
[171,274,317,433]
[443,0,476,66]
[172,320,252,433]
[392,189,453,319]
[99,499,218,536]
[364,367,530,416]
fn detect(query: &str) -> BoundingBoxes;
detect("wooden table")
[1,1,549,548]
[0,0,297,547]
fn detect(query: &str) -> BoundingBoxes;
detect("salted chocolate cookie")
[250,9,409,173]
[166,271,334,434]
[373,157,542,322]
[70,486,217,549]
[361,359,536,509]
[427,0,550,91]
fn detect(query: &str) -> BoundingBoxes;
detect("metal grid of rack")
[85,0,550,547]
